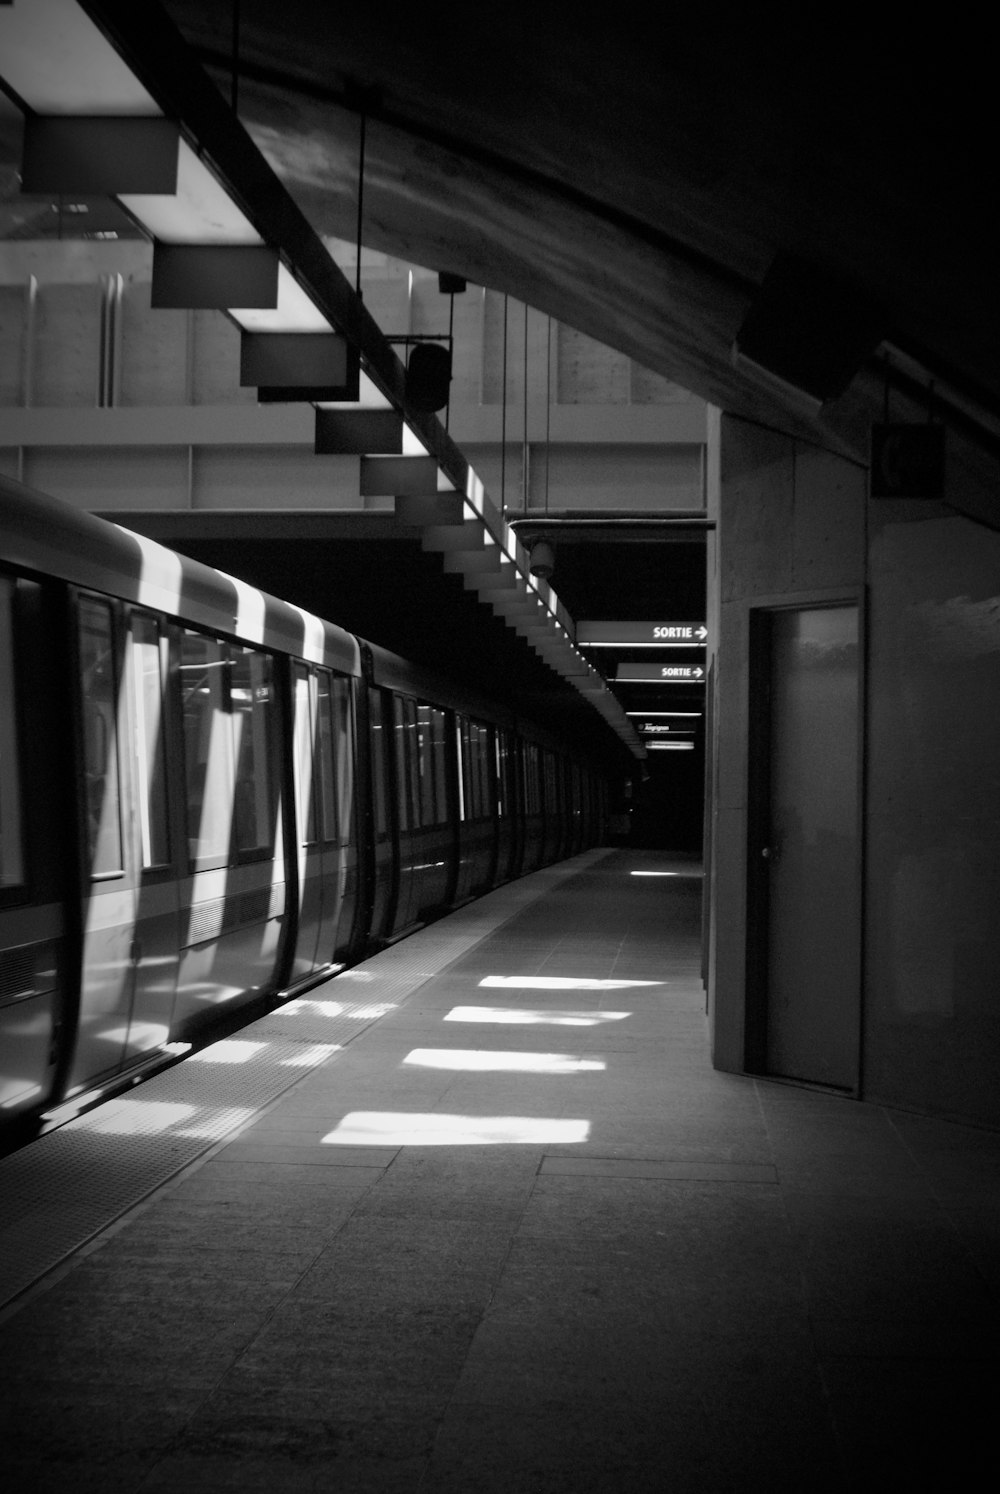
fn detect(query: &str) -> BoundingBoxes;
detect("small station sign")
[615,663,706,683]
[578,621,708,647]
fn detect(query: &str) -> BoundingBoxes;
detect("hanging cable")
[545,315,552,516]
[355,109,366,300]
[230,0,241,113]
[522,301,529,511]
[445,290,455,432]
[500,293,509,516]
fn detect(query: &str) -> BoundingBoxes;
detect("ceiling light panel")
[120,138,260,244]
[0,0,157,114]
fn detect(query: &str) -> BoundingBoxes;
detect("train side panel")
[0,573,74,1123]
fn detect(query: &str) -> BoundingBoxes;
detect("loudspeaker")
[870,424,945,498]
[405,343,452,412]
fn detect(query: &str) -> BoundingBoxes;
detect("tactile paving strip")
[0,850,612,1311]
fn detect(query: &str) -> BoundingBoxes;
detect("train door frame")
[363,682,400,946]
[67,590,183,1093]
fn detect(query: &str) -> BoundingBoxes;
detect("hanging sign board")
[615,663,706,683]
[578,621,708,647]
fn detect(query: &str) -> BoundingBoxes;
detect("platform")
[1,847,999,1491]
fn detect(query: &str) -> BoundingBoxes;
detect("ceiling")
[151,0,1000,476]
[5,4,996,779]
[107,511,707,778]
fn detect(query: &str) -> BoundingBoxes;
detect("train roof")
[2,475,606,764]
[0,474,361,676]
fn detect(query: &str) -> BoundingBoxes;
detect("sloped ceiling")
[158,2,1000,479]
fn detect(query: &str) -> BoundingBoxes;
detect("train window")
[292,665,320,847]
[0,578,24,888]
[315,670,355,848]
[78,597,123,877]
[416,704,448,827]
[130,614,170,869]
[458,718,472,821]
[416,705,434,825]
[471,721,491,820]
[393,696,413,832]
[524,743,541,815]
[231,646,276,853]
[180,631,235,864]
[369,688,389,840]
[332,675,355,847]
[407,700,422,827]
[432,708,448,824]
[316,672,339,844]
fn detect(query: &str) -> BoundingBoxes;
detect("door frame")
[744,586,867,1094]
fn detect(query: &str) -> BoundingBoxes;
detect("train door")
[747,600,862,1091]
[289,665,325,983]
[455,715,498,900]
[390,696,453,934]
[521,742,543,871]
[70,598,181,1092]
[173,632,285,1027]
[314,670,361,964]
[494,728,519,883]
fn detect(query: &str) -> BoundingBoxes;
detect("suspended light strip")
[0,4,338,341]
[0,0,156,114]
[315,372,392,411]
[120,137,260,244]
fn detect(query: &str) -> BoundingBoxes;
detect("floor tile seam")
[412,1149,557,1490]
[881,1108,1000,1304]
[752,1077,844,1373]
[1,857,610,1308]
[1,855,607,1304]
[0,1013,407,1318]
[0,851,655,1325]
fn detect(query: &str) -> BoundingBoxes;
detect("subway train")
[0,474,608,1137]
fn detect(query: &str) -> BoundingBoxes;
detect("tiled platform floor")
[2,847,1000,1491]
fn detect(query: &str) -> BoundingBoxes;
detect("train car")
[0,473,608,1138]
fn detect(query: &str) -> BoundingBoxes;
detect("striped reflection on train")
[0,475,608,1134]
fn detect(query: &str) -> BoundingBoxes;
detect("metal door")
[750,601,861,1090]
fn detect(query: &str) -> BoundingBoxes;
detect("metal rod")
[446,292,455,433]
[355,109,366,299]
[230,0,240,113]
[501,293,508,515]
[522,300,529,510]
[545,315,552,516]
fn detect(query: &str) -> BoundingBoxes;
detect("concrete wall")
[0,243,707,520]
[864,505,1000,1123]
[711,413,1000,1129]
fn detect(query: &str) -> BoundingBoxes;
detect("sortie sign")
[578,621,708,647]
[615,663,706,683]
